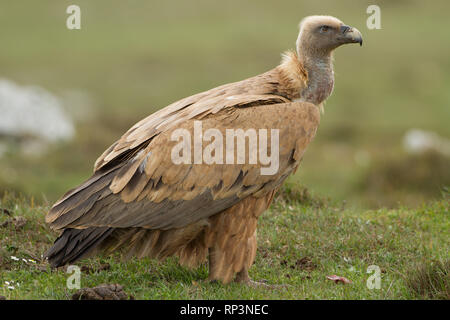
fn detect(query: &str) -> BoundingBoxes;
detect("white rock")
[403,129,450,156]
[0,79,75,142]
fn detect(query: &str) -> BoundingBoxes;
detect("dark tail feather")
[45,227,114,267]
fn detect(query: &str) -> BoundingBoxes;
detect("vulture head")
[296,15,363,55]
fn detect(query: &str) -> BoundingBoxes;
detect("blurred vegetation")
[360,151,450,207]
[275,182,329,209]
[406,259,449,300]
[0,0,449,208]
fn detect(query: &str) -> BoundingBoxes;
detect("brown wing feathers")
[46,227,114,267]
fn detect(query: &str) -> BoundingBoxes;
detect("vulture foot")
[234,270,289,288]
[237,278,289,289]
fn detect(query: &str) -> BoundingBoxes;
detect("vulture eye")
[319,25,330,33]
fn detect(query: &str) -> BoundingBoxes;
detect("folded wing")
[46,77,319,232]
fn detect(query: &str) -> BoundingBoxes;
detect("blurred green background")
[0,0,448,208]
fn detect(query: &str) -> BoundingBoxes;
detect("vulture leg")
[207,232,257,285]
[206,190,277,284]
[233,231,287,288]
[233,232,267,286]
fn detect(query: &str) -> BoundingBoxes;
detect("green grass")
[0,190,448,300]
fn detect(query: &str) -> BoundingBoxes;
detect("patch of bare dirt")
[292,257,317,272]
[281,256,317,272]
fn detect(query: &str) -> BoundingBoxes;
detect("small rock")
[0,295,6,300]
[72,284,130,300]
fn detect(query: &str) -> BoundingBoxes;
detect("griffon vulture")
[45,16,362,285]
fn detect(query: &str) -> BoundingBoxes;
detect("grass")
[0,190,448,300]
[406,260,449,300]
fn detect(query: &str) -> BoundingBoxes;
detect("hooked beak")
[339,25,363,46]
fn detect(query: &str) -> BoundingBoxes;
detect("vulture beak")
[339,25,363,46]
